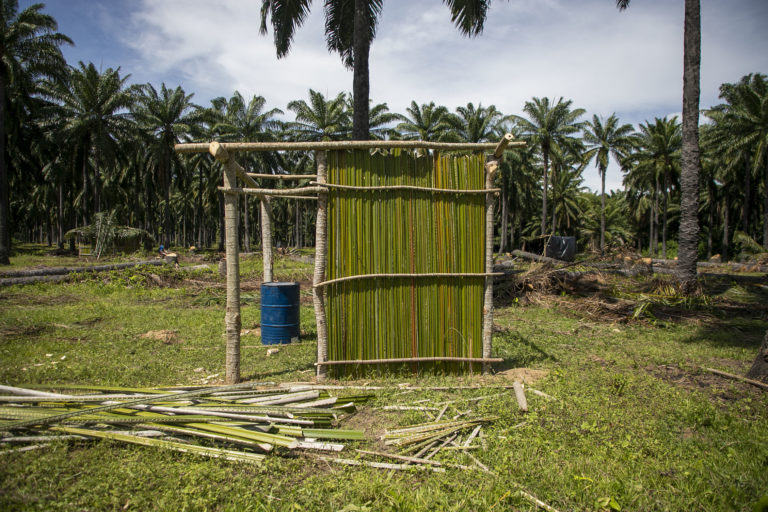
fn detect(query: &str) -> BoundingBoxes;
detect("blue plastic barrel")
[260,282,300,345]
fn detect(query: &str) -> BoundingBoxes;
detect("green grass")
[1,247,767,511]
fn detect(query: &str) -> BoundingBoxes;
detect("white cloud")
[103,0,768,191]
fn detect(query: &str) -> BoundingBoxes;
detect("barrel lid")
[262,281,299,287]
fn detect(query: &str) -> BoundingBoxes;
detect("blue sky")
[22,0,768,192]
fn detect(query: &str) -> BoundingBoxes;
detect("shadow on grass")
[241,362,316,382]
[493,329,558,370]
[679,316,767,351]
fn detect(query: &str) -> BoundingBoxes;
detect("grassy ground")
[1,247,767,511]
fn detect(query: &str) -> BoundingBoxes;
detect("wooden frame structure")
[175,136,524,383]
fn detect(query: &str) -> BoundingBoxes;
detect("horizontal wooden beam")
[219,186,323,197]
[311,182,499,194]
[314,272,503,288]
[176,139,526,154]
[247,173,317,180]
[315,357,504,366]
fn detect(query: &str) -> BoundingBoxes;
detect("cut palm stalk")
[0,385,68,398]
[463,425,482,447]
[512,381,528,412]
[300,428,365,441]
[240,390,320,405]
[291,397,338,408]
[1,434,87,442]
[52,426,265,464]
[423,433,457,460]
[381,406,439,411]
[296,441,345,452]
[130,405,313,425]
[0,444,50,454]
[434,404,449,421]
[449,440,492,474]
[356,449,442,466]
[313,455,446,473]
[141,423,273,452]
[184,423,297,448]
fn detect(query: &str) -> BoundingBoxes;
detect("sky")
[20,0,768,192]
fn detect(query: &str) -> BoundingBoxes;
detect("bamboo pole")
[314,272,502,288]
[260,197,273,283]
[313,151,329,380]
[210,143,242,384]
[176,140,527,154]
[310,182,500,194]
[482,165,499,373]
[315,357,503,366]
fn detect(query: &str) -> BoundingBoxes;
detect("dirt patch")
[647,363,763,404]
[342,407,389,448]
[0,324,46,338]
[491,367,549,384]
[140,329,181,344]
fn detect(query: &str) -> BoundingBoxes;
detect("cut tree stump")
[745,330,768,384]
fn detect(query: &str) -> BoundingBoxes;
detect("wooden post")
[482,134,513,374]
[210,142,241,384]
[260,196,273,283]
[313,151,329,380]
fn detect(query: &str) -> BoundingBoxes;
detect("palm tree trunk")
[499,186,508,252]
[600,166,606,255]
[57,179,64,249]
[352,0,370,141]
[662,170,669,260]
[541,151,549,236]
[677,0,701,290]
[0,69,9,264]
[722,194,730,260]
[763,159,768,249]
[743,159,750,233]
[243,196,251,253]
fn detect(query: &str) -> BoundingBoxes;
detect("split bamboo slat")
[325,149,487,377]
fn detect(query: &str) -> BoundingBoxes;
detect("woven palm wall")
[325,149,486,376]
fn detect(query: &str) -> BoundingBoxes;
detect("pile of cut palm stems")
[0,383,370,464]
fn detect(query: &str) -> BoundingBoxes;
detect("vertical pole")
[261,196,273,283]
[210,142,241,384]
[482,133,513,375]
[313,151,329,380]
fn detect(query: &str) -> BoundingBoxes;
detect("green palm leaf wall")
[325,149,485,376]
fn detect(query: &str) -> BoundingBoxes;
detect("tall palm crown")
[706,73,768,248]
[41,62,136,218]
[583,113,636,253]
[214,91,284,172]
[444,102,504,143]
[259,0,492,140]
[395,101,450,141]
[0,0,71,264]
[287,89,350,142]
[512,96,585,235]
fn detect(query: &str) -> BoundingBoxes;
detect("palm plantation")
[0,0,70,263]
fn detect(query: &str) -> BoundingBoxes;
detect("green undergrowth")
[1,263,767,511]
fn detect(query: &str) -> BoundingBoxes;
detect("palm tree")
[287,89,350,141]
[512,97,585,235]
[259,0,493,140]
[41,62,136,224]
[624,117,681,259]
[443,102,504,143]
[133,83,201,245]
[0,0,71,264]
[583,113,636,255]
[395,101,450,141]
[706,73,768,249]
[617,0,701,289]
